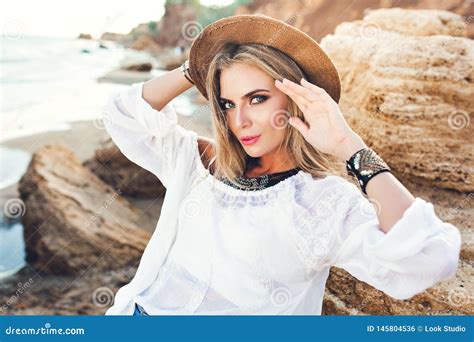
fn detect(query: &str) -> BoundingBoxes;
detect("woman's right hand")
[142,65,194,112]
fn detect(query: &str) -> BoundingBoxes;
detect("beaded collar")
[219,167,302,191]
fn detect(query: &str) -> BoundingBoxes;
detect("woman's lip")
[240,135,261,145]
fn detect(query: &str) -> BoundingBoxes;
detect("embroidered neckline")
[219,167,302,191]
[190,132,309,197]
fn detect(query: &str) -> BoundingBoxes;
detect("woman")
[103,14,461,316]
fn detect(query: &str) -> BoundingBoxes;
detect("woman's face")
[219,63,289,160]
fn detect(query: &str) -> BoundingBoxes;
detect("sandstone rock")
[159,53,186,71]
[154,3,196,47]
[236,0,474,41]
[362,8,467,37]
[83,138,166,198]
[78,33,92,40]
[119,51,157,71]
[320,8,473,193]
[124,62,153,72]
[130,35,162,55]
[18,144,151,276]
[317,8,473,316]
[325,258,473,315]
[0,263,137,315]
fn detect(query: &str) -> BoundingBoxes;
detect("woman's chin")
[245,148,262,158]
[243,147,262,158]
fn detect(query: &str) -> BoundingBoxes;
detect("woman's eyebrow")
[220,89,270,102]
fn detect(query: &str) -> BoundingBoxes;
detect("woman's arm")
[142,66,194,111]
[275,77,420,233]
[330,135,415,233]
[101,65,197,189]
[143,65,215,168]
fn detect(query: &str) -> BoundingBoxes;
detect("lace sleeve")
[329,180,462,300]
[101,82,197,189]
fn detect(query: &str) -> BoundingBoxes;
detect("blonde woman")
[103,14,461,316]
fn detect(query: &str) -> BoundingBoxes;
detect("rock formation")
[320,8,473,192]
[83,138,166,198]
[236,0,474,41]
[17,145,151,276]
[319,8,473,315]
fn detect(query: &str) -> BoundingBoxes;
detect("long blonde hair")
[205,42,343,185]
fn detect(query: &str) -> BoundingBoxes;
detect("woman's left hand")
[275,77,367,161]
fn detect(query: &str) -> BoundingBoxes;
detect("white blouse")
[102,82,462,315]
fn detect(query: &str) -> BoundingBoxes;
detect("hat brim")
[188,14,341,103]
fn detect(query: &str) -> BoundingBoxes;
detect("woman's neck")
[244,157,298,178]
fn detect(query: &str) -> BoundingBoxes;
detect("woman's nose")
[235,107,251,128]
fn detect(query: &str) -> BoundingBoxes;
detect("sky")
[0,0,234,38]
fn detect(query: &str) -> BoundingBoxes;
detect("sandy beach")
[0,71,212,231]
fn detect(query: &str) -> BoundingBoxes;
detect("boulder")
[320,8,473,192]
[18,144,151,276]
[361,8,467,37]
[84,138,166,198]
[123,62,153,72]
[119,51,157,71]
[78,33,92,40]
[130,35,162,56]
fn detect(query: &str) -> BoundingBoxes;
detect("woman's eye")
[250,95,267,105]
[221,101,234,110]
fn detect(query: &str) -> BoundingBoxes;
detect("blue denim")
[133,302,149,316]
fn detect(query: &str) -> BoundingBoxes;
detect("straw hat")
[188,13,341,103]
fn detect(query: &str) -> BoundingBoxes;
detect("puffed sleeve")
[101,82,197,189]
[329,180,462,300]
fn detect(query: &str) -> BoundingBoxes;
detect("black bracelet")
[346,148,391,194]
[181,60,194,84]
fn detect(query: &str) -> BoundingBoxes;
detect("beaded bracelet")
[346,148,391,194]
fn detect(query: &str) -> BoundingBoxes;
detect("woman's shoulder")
[296,172,363,209]
[303,172,360,193]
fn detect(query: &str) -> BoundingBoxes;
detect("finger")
[300,78,328,98]
[288,117,310,137]
[281,78,320,102]
[275,78,317,104]
[275,79,312,109]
